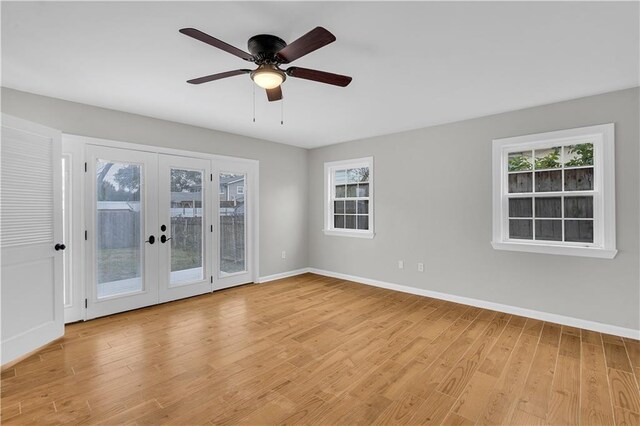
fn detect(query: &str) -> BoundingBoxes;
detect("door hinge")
[210,276,213,284]
[85,230,88,240]
[84,162,87,172]
[210,225,213,232]
[85,299,88,308]
[210,173,213,182]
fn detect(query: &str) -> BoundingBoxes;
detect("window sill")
[323,229,375,239]
[491,241,617,259]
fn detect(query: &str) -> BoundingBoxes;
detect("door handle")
[145,235,155,244]
[160,235,172,244]
[54,243,66,251]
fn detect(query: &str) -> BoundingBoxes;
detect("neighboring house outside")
[219,175,245,203]
[219,175,245,216]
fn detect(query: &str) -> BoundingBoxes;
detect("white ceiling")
[2,2,638,149]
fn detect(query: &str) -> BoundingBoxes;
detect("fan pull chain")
[252,84,256,123]
[281,97,284,125]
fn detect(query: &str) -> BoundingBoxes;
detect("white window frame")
[492,123,616,259]
[324,156,374,238]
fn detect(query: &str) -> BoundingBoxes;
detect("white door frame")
[61,139,86,323]
[63,134,259,321]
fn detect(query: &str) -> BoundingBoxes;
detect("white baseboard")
[308,268,640,340]
[255,266,639,339]
[256,268,311,284]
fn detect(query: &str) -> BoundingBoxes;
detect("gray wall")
[1,87,308,277]
[308,87,640,331]
[4,86,638,331]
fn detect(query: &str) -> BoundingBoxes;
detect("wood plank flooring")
[1,273,639,425]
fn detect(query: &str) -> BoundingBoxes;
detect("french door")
[158,154,212,303]
[85,145,253,319]
[85,146,159,318]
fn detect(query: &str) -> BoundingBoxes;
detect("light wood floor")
[2,273,639,425]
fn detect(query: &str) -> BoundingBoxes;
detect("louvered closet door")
[1,114,64,365]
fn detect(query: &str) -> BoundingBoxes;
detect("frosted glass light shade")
[251,66,285,89]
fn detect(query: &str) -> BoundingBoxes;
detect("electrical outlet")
[398,260,404,269]
[281,251,286,260]
[418,262,424,272]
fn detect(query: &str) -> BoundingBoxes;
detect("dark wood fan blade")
[286,67,352,87]
[187,69,251,84]
[276,27,336,64]
[266,86,283,102]
[179,28,254,61]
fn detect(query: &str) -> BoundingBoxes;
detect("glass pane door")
[158,154,211,303]
[86,146,158,319]
[84,148,254,317]
[219,172,246,276]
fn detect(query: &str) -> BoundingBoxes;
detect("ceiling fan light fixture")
[250,65,285,89]
[180,27,352,102]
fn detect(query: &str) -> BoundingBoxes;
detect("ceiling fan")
[179,26,352,102]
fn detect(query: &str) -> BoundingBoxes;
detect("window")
[324,157,374,238]
[492,124,616,258]
[237,185,244,195]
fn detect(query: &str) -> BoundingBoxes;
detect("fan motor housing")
[248,34,287,63]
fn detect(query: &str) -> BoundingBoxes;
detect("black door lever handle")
[145,235,155,244]
[160,235,172,244]
[54,243,66,251]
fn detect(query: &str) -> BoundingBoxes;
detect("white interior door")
[213,159,254,289]
[158,154,212,303]
[85,146,158,319]
[1,115,64,365]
